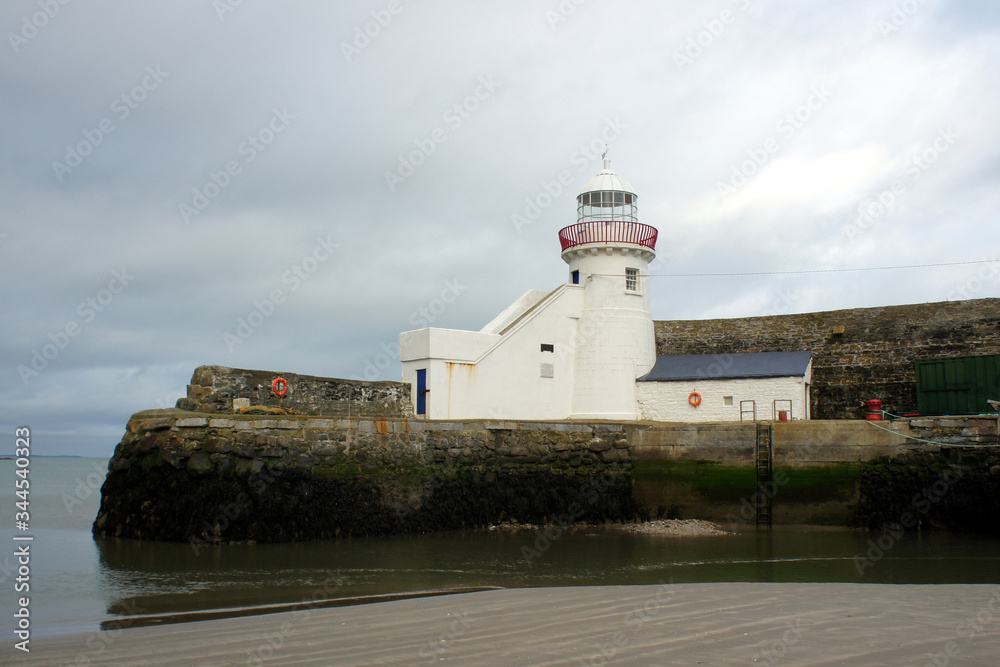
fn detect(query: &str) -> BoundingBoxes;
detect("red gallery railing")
[558,221,658,251]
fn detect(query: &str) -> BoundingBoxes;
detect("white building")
[636,351,813,422]
[399,159,812,422]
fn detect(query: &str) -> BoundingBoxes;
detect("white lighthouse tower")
[400,156,815,424]
[400,157,658,421]
[559,158,658,419]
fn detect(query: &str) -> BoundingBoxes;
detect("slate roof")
[638,350,812,382]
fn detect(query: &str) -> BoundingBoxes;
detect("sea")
[3,457,1000,640]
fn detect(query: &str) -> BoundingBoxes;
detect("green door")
[916,355,1000,415]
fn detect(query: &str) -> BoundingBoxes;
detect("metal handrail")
[558,221,658,251]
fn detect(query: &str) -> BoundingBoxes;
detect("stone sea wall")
[630,417,1000,527]
[177,365,413,417]
[854,448,1000,533]
[93,411,641,544]
[94,406,1000,542]
[654,298,1000,420]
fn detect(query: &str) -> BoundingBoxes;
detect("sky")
[3,0,999,457]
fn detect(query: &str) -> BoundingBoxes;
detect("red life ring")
[272,377,289,397]
[688,391,702,407]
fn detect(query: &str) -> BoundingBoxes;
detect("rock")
[616,519,732,537]
[185,453,213,475]
[204,435,232,454]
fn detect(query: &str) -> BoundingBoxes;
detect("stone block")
[303,430,329,442]
[208,419,235,429]
[136,415,176,433]
[520,422,551,431]
[185,453,213,475]
[134,433,160,454]
[204,436,232,454]
[484,421,518,431]
[588,439,613,452]
[428,423,463,431]
[599,449,622,463]
[175,417,208,428]
[310,442,342,457]
[558,423,594,433]
[232,445,256,458]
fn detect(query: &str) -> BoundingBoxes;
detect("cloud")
[2,0,999,455]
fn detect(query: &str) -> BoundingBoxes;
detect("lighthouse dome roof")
[578,158,635,196]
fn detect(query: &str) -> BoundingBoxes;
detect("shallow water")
[4,458,1000,637]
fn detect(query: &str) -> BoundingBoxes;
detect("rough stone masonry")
[655,298,1000,419]
[92,410,642,544]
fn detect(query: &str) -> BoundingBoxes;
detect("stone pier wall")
[176,365,413,417]
[93,411,639,544]
[629,417,1000,527]
[94,411,1000,542]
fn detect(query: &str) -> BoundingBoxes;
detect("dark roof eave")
[638,372,806,382]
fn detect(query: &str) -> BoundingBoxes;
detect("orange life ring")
[688,391,702,407]
[271,376,289,397]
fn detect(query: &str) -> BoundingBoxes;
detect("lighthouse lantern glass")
[577,190,637,224]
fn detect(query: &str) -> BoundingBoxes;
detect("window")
[625,267,639,292]
[571,270,580,285]
[540,344,554,353]
[724,396,734,407]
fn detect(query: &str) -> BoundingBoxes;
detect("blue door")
[416,369,427,415]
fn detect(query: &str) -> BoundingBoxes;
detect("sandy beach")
[7,583,1000,666]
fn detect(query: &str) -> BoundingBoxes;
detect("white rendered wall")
[400,327,497,362]
[400,286,584,420]
[480,289,550,334]
[564,245,655,420]
[636,375,811,422]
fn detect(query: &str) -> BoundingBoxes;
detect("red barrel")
[866,399,883,421]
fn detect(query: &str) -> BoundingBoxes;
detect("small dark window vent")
[540,344,554,353]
